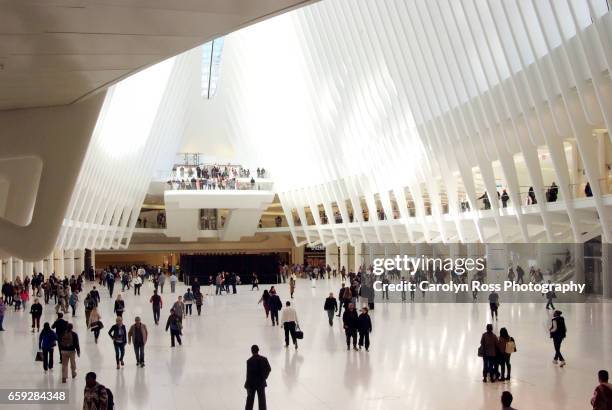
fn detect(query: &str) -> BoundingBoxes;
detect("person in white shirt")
[280,301,299,349]
[133,276,143,296]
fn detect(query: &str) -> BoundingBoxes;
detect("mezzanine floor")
[0,277,610,409]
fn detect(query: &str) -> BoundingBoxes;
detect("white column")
[340,243,348,272]
[597,131,608,194]
[5,257,13,282]
[91,249,96,271]
[325,245,339,270]
[65,249,75,277]
[46,252,54,275]
[54,249,64,278]
[354,242,363,272]
[0,259,3,282]
[76,249,85,274]
[14,259,23,281]
[603,243,611,299]
[24,261,34,278]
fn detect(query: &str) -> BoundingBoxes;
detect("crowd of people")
[166,163,267,191]
[0,259,610,410]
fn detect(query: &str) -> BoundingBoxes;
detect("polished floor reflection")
[0,278,610,409]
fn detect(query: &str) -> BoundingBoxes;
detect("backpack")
[98,385,114,410]
[60,332,73,349]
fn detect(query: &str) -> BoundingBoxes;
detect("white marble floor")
[0,278,610,409]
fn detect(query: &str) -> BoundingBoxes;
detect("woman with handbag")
[38,322,58,372]
[497,327,516,381]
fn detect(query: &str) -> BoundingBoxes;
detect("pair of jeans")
[553,336,565,361]
[185,304,192,315]
[270,310,279,325]
[196,305,202,315]
[153,308,160,324]
[133,344,144,364]
[482,356,496,380]
[170,283,176,293]
[134,285,141,295]
[345,328,357,348]
[284,321,297,346]
[358,331,370,349]
[490,303,498,318]
[31,315,40,330]
[114,343,125,363]
[42,348,54,371]
[245,387,266,410]
[498,353,511,378]
[326,310,335,326]
[170,329,182,347]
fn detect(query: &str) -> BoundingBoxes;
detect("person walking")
[183,288,194,316]
[323,293,338,326]
[357,307,372,351]
[113,294,125,318]
[497,327,516,381]
[69,291,79,317]
[133,275,142,295]
[159,273,166,294]
[280,301,299,349]
[0,298,5,331]
[591,369,612,410]
[289,275,296,299]
[480,324,498,382]
[488,290,499,320]
[258,290,271,318]
[165,308,182,347]
[172,296,185,320]
[251,273,259,291]
[550,310,567,367]
[343,303,359,351]
[106,272,115,298]
[83,293,95,328]
[194,290,204,316]
[38,322,58,372]
[244,345,271,410]
[88,307,102,344]
[268,291,282,326]
[83,372,109,410]
[170,273,178,293]
[59,323,80,383]
[149,290,162,325]
[30,297,43,332]
[108,317,127,369]
[128,316,148,367]
[545,282,557,310]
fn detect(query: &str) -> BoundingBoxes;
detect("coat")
[244,354,271,389]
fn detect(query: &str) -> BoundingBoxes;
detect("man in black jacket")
[268,293,282,326]
[342,303,359,351]
[357,307,372,351]
[323,293,338,326]
[52,312,69,364]
[244,345,271,410]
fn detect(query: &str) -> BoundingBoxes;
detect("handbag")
[295,326,304,340]
[506,339,516,354]
[35,351,43,362]
[477,345,484,357]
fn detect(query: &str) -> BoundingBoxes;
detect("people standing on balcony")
[528,187,537,204]
[585,181,593,197]
[547,182,559,202]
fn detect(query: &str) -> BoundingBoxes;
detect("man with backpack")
[83,372,113,410]
[59,323,80,383]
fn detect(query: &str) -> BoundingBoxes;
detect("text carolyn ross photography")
[372,280,586,294]
[372,255,486,276]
